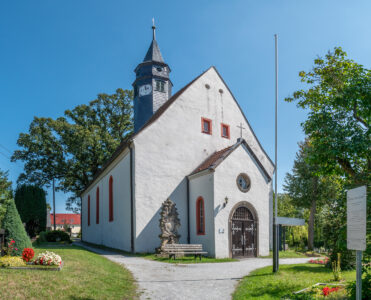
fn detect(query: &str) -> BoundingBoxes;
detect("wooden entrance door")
[231,206,257,258]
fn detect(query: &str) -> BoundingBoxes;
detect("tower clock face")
[139,84,152,96]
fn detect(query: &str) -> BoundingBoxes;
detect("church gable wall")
[213,145,271,258]
[81,151,132,251]
[133,67,272,253]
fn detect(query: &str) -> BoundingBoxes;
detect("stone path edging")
[75,242,310,300]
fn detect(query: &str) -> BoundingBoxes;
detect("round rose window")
[236,173,251,192]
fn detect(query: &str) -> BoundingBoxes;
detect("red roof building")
[50,214,81,226]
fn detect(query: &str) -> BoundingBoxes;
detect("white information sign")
[347,186,366,251]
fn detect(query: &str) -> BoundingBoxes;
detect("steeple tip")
[152,18,156,40]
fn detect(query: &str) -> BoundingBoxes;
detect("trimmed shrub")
[1,199,32,255]
[45,230,71,243]
[14,184,47,237]
[36,231,48,244]
[0,256,26,268]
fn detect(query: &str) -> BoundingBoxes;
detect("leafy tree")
[14,184,47,237]
[12,89,133,212]
[286,46,371,260]
[2,199,32,255]
[284,141,341,250]
[0,169,13,225]
[285,47,370,185]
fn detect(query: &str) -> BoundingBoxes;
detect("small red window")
[221,123,230,139]
[196,197,205,235]
[96,187,99,224]
[88,195,91,226]
[109,176,114,222]
[201,117,212,135]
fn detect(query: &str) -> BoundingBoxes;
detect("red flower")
[323,287,330,296]
[22,248,35,262]
[10,240,15,244]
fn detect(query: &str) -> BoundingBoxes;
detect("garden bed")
[284,283,347,299]
[7,261,64,271]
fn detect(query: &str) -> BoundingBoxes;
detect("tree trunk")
[308,198,316,250]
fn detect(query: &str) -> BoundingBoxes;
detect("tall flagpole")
[273,34,279,272]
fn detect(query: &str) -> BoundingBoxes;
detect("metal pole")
[356,250,362,300]
[53,178,56,231]
[273,33,279,272]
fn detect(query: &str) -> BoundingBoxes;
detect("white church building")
[81,26,274,258]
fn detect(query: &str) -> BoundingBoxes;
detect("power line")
[0,144,12,154]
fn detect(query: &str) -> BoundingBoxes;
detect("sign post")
[347,186,366,300]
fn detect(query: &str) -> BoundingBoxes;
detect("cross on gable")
[237,122,246,138]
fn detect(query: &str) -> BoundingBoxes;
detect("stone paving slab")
[75,242,310,300]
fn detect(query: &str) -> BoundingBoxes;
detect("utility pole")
[273,33,279,272]
[53,178,56,231]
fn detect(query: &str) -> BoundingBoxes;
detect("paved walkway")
[76,242,310,300]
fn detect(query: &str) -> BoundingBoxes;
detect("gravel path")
[76,242,310,300]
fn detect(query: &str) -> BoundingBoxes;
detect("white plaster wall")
[189,172,215,257]
[81,151,132,251]
[214,145,271,258]
[133,67,274,253]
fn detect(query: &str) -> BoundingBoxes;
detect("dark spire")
[143,19,164,63]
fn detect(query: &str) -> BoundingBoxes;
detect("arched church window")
[88,195,91,226]
[196,197,205,235]
[96,187,99,224]
[109,176,114,222]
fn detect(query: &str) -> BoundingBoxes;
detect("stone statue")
[158,198,180,252]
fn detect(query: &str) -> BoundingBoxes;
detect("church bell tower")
[133,22,172,132]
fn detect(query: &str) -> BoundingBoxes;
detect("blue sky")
[1,1,370,213]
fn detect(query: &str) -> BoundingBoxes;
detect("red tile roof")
[50,214,81,225]
[190,146,233,175]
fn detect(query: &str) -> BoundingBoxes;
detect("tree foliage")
[2,199,32,255]
[14,184,47,237]
[285,47,370,184]
[12,89,133,212]
[0,169,13,225]
[284,141,341,250]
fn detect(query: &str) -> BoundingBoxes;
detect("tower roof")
[143,23,165,63]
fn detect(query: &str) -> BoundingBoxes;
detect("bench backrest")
[163,244,203,251]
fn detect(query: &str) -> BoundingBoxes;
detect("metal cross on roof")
[237,122,246,138]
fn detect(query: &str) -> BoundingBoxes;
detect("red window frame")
[221,123,230,139]
[196,197,205,235]
[96,187,100,224]
[88,195,91,226]
[201,117,212,135]
[109,176,114,222]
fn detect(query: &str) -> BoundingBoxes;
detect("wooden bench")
[163,244,208,260]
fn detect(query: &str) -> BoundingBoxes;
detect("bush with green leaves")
[14,184,46,237]
[45,230,71,243]
[346,256,371,299]
[1,199,32,255]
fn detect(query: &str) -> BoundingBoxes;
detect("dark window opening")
[155,80,165,92]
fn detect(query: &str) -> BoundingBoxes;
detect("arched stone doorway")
[229,202,258,258]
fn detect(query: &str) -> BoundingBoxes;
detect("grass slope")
[259,250,321,259]
[0,245,137,300]
[233,264,355,300]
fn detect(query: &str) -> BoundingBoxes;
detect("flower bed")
[283,283,347,299]
[1,240,63,271]
[308,258,329,265]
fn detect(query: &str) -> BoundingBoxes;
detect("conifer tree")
[2,199,32,255]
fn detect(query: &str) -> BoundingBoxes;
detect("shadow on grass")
[290,265,329,273]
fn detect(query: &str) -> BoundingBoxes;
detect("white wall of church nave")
[189,172,215,257]
[133,67,273,252]
[81,152,132,251]
[214,145,270,258]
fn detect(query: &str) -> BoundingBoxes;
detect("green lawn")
[233,264,356,300]
[259,250,322,259]
[0,244,137,300]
